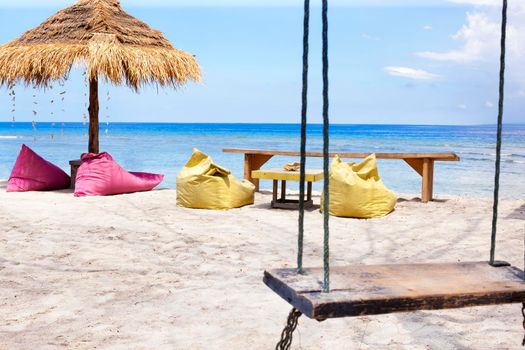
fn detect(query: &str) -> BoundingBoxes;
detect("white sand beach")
[0,0,523,348]
[0,183,524,349]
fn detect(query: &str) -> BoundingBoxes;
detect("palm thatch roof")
[0,0,201,89]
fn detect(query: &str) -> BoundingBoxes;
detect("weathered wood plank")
[264,262,525,320]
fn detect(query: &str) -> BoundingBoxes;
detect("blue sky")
[0,0,523,125]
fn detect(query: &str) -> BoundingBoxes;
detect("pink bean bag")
[7,144,71,192]
[74,152,164,197]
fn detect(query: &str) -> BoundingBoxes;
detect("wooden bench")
[223,148,460,203]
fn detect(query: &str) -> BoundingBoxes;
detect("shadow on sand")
[507,204,525,220]
[397,197,449,203]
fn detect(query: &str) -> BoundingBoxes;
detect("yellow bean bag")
[322,154,397,218]
[176,149,255,210]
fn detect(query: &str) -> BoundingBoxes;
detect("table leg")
[273,180,278,203]
[307,182,312,201]
[404,158,435,203]
[281,180,287,201]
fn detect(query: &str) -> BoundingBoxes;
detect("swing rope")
[490,1,525,343]
[296,0,330,290]
[276,2,310,347]
[321,0,331,294]
[297,0,310,274]
[489,0,507,267]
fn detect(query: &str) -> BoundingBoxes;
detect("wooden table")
[251,169,324,209]
[224,148,461,203]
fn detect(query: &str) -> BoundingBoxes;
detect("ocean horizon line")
[1,121,524,127]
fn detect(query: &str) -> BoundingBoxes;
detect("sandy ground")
[0,182,524,350]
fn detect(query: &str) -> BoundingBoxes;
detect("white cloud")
[485,101,494,108]
[384,66,440,80]
[458,104,468,110]
[416,12,499,62]
[362,33,381,41]
[417,1,524,63]
[416,1,525,94]
[423,25,433,30]
[447,0,500,6]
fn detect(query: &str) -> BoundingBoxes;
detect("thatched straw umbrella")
[0,0,201,153]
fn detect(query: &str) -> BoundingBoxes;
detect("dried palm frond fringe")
[0,0,201,89]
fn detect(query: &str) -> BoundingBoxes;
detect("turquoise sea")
[0,122,524,198]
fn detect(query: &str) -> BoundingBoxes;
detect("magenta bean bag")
[74,152,164,197]
[7,144,71,192]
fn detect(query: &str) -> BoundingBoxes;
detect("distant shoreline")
[0,121,524,127]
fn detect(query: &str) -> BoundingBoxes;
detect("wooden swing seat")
[264,261,525,321]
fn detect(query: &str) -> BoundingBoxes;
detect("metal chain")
[275,308,303,350]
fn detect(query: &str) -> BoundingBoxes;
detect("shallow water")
[0,122,524,198]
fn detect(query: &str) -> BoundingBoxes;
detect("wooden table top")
[251,169,324,182]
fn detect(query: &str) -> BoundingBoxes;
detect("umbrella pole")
[88,77,99,154]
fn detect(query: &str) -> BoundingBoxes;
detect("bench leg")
[244,154,273,192]
[404,158,435,203]
[421,159,434,203]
